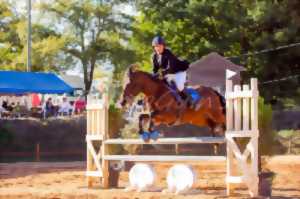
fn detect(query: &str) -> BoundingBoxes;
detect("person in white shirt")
[58,97,72,116]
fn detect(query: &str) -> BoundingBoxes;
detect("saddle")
[166,80,202,109]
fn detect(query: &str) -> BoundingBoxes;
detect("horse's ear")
[129,63,139,76]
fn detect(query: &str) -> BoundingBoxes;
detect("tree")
[130,0,300,107]
[0,0,72,72]
[0,0,21,70]
[39,0,133,95]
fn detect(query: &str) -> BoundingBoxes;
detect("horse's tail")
[213,90,226,115]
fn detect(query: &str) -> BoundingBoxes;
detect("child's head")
[152,36,165,54]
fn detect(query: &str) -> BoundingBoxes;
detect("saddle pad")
[185,88,202,104]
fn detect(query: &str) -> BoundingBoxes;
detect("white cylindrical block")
[129,163,156,191]
[167,164,196,194]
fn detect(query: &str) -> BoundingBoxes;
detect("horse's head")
[120,65,145,109]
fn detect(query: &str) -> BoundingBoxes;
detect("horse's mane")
[134,70,168,87]
[122,67,169,94]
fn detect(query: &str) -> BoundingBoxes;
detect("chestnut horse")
[120,67,226,139]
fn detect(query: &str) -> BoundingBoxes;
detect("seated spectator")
[1,100,14,112]
[43,97,55,118]
[0,105,9,118]
[12,102,21,118]
[8,102,15,112]
[58,97,73,116]
[74,96,86,114]
[2,100,8,111]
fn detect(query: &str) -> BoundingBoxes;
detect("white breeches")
[165,71,187,91]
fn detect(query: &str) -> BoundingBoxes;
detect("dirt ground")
[0,155,300,199]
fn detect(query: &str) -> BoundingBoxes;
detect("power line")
[224,42,300,85]
[227,42,300,59]
[260,74,300,85]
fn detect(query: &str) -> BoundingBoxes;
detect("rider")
[151,35,190,103]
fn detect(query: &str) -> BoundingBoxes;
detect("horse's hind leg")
[206,118,222,155]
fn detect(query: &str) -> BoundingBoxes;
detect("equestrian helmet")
[152,36,165,46]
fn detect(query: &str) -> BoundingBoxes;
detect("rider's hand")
[161,69,168,76]
[157,69,164,80]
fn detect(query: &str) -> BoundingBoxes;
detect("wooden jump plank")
[225,130,259,138]
[86,171,103,177]
[104,137,225,145]
[225,130,258,134]
[226,176,243,183]
[86,104,105,110]
[103,155,226,162]
[86,134,104,140]
[225,90,259,99]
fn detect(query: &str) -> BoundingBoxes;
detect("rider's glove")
[157,69,164,80]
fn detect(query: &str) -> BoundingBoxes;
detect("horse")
[120,67,226,152]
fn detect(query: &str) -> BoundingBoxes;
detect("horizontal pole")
[225,130,259,138]
[103,155,226,162]
[104,137,225,145]
[86,134,104,141]
[226,176,243,184]
[86,171,103,177]
[86,104,105,110]
[225,90,258,99]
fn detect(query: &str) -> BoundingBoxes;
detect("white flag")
[226,69,237,79]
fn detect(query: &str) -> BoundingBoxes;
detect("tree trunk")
[82,58,96,97]
[82,60,90,97]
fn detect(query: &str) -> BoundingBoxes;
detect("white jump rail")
[103,155,226,162]
[104,137,225,145]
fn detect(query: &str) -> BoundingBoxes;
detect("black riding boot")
[179,91,192,107]
[179,91,187,100]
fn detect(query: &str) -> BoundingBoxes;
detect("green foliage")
[0,126,13,146]
[108,105,125,154]
[118,98,143,154]
[278,129,295,138]
[130,0,300,107]
[258,97,276,155]
[0,0,134,96]
[119,122,141,154]
[0,1,72,72]
[0,1,22,70]
[276,129,300,154]
[38,0,134,95]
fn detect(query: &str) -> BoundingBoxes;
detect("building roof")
[60,75,84,89]
[187,52,246,87]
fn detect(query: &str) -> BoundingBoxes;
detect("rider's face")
[153,44,165,54]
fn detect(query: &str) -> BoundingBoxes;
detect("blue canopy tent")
[0,71,74,94]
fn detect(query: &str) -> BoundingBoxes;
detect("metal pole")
[27,0,31,72]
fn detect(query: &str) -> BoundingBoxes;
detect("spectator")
[0,105,9,118]
[43,97,55,118]
[2,100,8,111]
[74,96,86,114]
[8,102,15,112]
[12,102,21,118]
[0,101,10,118]
[58,97,73,116]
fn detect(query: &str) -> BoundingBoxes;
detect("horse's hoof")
[140,132,150,142]
[150,131,160,140]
